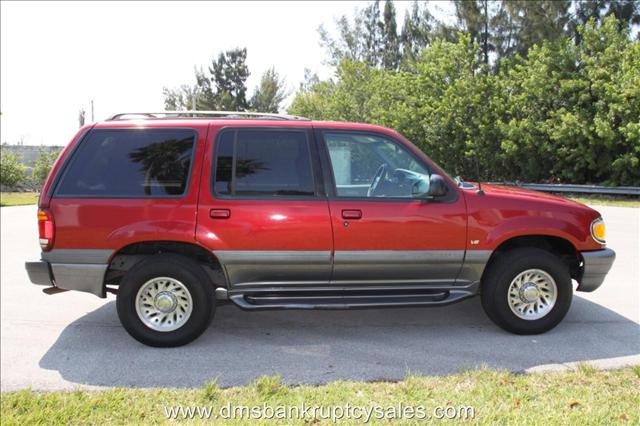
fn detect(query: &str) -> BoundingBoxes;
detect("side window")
[213,129,315,197]
[56,129,196,197]
[323,132,430,198]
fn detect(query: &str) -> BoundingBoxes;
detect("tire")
[481,247,572,335]
[116,254,215,347]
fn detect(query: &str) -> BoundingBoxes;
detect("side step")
[229,287,476,311]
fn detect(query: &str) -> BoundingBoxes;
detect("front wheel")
[116,254,215,347]
[481,248,572,335]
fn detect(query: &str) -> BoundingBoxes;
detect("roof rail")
[106,111,310,121]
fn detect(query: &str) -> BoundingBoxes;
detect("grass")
[0,192,39,207]
[1,367,639,425]
[567,195,640,208]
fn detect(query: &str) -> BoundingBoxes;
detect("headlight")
[591,218,606,244]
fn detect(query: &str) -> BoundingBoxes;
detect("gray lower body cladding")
[214,249,492,288]
[577,248,616,292]
[214,249,490,310]
[26,249,493,305]
[25,249,112,298]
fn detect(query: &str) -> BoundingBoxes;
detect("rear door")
[196,125,333,289]
[317,130,468,285]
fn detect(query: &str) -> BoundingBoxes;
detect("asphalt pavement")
[1,204,638,391]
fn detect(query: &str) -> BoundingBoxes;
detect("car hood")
[472,183,595,210]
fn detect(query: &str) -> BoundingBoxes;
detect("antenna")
[475,155,485,196]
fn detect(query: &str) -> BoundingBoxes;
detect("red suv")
[25,112,615,347]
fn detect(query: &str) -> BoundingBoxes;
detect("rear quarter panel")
[47,122,208,255]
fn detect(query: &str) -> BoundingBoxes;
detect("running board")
[229,287,476,311]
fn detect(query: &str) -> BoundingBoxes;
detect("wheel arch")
[482,235,582,285]
[104,240,228,290]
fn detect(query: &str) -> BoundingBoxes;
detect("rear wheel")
[116,254,215,347]
[481,248,572,334]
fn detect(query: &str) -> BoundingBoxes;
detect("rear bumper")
[577,248,616,292]
[25,261,53,286]
[25,260,107,298]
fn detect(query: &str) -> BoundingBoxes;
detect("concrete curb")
[524,355,640,373]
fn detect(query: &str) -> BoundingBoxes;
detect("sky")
[1,0,455,146]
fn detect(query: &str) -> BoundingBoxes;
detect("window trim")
[52,127,199,199]
[316,129,458,204]
[211,127,323,201]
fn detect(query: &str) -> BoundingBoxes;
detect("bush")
[0,150,26,188]
[32,148,61,186]
[289,17,640,186]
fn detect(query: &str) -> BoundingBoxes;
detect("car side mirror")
[428,174,448,197]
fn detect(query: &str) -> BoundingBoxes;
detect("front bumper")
[577,248,616,292]
[25,260,107,298]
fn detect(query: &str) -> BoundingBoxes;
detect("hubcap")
[135,277,193,332]
[507,269,557,320]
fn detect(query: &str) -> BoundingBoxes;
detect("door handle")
[341,209,362,220]
[210,209,231,219]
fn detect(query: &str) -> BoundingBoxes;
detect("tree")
[163,48,250,111]
[362,0,383,67]
[454,0,492,64]
[400,1,435,64]
[32,148,61,185]
[498,16,639,185]
[381,0,400,69]
[299,68,320,92]
[209,48,250,110]
[503,0,571,57]
[291,16,640,185]
[163,84,195,111]
[249,68,288,113]
[318,0,401,69]
[0,151,25,187]
[570,0,640,44]
[452,0,571,65]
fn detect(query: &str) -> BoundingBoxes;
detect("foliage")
[249,68,288,113]
[570,0,640,43]
[164,49,288,113]
[164,48,250,111]
[321,1,638,70]
[207,48,250,111]
[319,0,406,70]
[399,1,436,64]
[290,17,640,185]
[32,147,61,185]
[0,150,26,187]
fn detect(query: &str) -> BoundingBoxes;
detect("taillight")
[38,209,54,251]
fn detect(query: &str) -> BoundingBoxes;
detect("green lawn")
[2,366,639,425]
[0,192,39,207]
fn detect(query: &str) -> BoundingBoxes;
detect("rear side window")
[56,128,196,197]
[214,129,315,197]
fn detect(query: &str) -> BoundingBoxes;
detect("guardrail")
[489,182,640,197]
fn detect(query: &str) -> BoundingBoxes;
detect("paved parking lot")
[1,204,638,391]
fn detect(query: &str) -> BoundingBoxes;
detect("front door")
[318,130,468,285]
[196,126,333,289]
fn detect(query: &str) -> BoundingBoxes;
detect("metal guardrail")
[490,182,640,197]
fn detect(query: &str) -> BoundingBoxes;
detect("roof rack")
[106,111,310,121]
